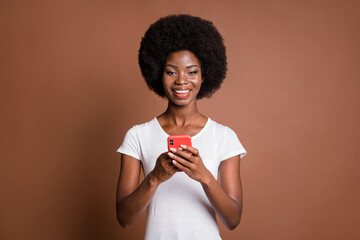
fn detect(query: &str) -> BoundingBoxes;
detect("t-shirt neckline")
[154,117,211,139]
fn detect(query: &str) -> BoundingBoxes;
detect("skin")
[116,50,243,230]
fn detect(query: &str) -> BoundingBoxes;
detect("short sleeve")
[117,126,141,161]
[219,126,247,161]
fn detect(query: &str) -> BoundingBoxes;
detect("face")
[162,50,203,106]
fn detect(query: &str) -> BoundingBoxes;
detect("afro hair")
[138,14,227,99]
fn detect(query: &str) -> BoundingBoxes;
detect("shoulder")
[207,118,237,136]
[118,118,158,155]
[208,119,247,159]
[126,118,158,134]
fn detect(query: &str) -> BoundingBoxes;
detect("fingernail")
[170,148,176,152]
[172,160,177,164]
[168,152,174,157]
[180,145,187,149]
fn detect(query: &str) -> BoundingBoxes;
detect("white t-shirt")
[117,118,247,240]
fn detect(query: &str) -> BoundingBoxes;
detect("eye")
[165,70,176,76]
[188,70,198,76]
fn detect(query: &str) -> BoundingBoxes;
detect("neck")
[162,100,201,126]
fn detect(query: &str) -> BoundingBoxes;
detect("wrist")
[200,170,215,187]
[148,171,161,188]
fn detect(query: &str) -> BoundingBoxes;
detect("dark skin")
[116,50,243,230]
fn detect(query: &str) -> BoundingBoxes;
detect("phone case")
[167,135,192,151]
[167,135,192,172]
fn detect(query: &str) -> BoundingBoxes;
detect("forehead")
[165,50,200,66]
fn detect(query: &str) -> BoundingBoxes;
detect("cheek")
[192,77,203,89]
[162,76,170,88]
[162,78,173,97]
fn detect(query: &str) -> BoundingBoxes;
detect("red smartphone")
[167,135,192,150]
[167,135,192,171]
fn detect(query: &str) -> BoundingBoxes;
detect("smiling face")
[162,50,203,107]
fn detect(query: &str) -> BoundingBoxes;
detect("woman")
[116,14,247,240]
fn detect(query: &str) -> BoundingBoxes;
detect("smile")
[174,89,190,94]
[172,89,191,98]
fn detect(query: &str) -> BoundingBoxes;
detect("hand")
[168,145,211,183]
[151,152,178,185]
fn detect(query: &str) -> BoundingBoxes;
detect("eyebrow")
[165,64,199,68]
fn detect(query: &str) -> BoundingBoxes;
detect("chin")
[171,98,196,107]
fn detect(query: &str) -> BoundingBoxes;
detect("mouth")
[172,89,191,99]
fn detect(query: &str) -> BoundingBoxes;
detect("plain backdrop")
[1,0,359,239]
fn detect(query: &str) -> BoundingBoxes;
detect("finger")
[169,147,192,161]
[168,152,192,169]
[172,160,188,172]
[161,157,175,172]
[170,164,179,172]
[166,159,179,174]
[160,152,178,170]
[180,145,199,157]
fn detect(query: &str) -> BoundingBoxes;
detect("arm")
[116,153,177,228]
[169,146,242,230]
[205,156,242,230]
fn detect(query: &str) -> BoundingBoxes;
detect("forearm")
[116,171,159,227]
[201,172,242,230]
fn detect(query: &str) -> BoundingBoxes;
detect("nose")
[175,72,188,85]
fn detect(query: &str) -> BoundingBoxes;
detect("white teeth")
[174,90,190,93]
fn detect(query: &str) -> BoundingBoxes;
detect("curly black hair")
[138,14,227,99]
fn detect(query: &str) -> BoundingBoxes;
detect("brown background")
[1,0,359,239]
